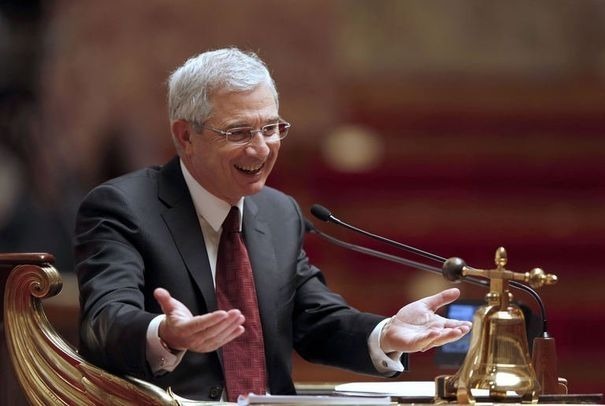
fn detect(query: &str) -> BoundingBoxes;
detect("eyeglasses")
[194,121,291,144]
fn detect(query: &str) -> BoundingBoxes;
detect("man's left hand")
[380,288,472,353]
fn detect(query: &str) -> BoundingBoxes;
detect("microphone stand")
[311,204,548,335]
[304,218,489,289]
[309,204,567,396]
[310,204,444,263]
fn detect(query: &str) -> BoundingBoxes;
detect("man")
[75,48,471,402]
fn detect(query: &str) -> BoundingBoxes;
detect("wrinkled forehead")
[207,80,278,105]
[206,84,279,124]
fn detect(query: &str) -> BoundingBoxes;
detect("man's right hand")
[153,287,245,353]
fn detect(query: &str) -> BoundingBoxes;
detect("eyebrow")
[224,117,281,129]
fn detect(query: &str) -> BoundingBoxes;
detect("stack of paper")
[334,381,435,398]
[237,393,391,405]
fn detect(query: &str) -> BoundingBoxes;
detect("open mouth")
[234,162,265,175]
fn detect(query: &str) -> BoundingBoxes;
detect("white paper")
[335,381,435,397]
[237,393,391,405]
[334,381,519,398]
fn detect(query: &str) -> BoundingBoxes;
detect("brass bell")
[436,247,558,404]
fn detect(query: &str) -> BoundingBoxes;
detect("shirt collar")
[180,159,244,232]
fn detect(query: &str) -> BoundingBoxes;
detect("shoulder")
[77,159,182,220]
[247,186,306,237]
[106,165,162,189]
[83,166,161,203]
[82,157,182,205]
[249,186,300,214]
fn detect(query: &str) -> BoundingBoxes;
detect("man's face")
[182,83,281,204]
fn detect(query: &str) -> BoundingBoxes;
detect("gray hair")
[167,48,278,125]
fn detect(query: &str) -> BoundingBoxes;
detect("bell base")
[435,375,539,404]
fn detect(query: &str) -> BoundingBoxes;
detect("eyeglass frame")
[191,120,291,145]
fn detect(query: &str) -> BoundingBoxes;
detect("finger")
[190,314,246,352]
[191,326,244,353]
[186,309,243,335]
[161,309,242,351]
[194,310,244,336]
[422,326,471,351]
[220,324,245,344]
[154,287,175,315]
[203,318,245,349]
[443,318,473,329]
[421,288,461,311]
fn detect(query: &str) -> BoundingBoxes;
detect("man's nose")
[246,132,271,155]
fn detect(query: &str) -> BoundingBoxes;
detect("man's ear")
[171,120,193,151]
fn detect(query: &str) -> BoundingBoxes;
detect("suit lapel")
[242,198,280,340]
[158,157,217,312]
[157,159,279,347]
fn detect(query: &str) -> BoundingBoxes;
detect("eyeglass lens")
[228,123,289,143]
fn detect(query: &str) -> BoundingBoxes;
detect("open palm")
[380,288,472,353]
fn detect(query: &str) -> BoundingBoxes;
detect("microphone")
[311,204,445,263]
[305,218,436,272]
[309,204,548,335]
[305,218,489,288]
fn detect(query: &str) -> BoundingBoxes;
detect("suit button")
[208,385,223,400]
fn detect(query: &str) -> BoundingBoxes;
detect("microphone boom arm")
[305,219,490,289]
[310,204,549,335]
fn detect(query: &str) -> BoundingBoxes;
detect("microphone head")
[442,257,467,282]
[310,204,333,222]
[303,218,317,234]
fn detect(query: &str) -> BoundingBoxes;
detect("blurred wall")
[2,0,604,396]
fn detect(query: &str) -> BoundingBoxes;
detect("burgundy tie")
[215,206,267,401]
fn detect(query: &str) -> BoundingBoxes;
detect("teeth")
[235,162,264,174]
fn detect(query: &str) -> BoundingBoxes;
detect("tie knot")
[222,206,241,233]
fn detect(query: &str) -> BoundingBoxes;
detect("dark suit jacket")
[75,156,398,401]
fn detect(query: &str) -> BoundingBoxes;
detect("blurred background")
[1,0,604,397]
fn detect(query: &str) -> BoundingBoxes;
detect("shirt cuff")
[146,314,186,375]
[368,318,405,375]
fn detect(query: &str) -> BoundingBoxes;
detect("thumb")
[421,288,461,311]
[154,287,176,315]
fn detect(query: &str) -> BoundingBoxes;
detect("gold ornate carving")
[2,258,183,405]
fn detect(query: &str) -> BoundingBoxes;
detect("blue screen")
[440,303,477,354]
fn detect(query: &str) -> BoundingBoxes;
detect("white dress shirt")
[146,160,404,375]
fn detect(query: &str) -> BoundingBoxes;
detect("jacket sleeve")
[75,182,157,379]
